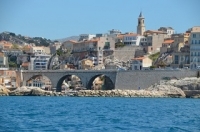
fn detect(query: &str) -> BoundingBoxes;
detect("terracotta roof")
[131,56,145,60]
[145,30,166,34]
[163,40,174,44]
[75,39,99,44]
[22,62,29,67]
[123,33,138,37]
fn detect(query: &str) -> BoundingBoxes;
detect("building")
[2,49,23,57]
[61,40,76,53]
[170,33,190,52]
[171,52,190,68]
[50,43,61,54]
[109,29,122,36]
[21,62,29,70]
[0,70,17,88]
[143,30,169,53]
[30,46,50,55]
[160,39,174,54]
[0,52,8,68]
[158,27,175,36]
[72,36,115,66]
[17,54,29,66]
[29,53,51,70]
[0,41,13,49]
[122,33,141,46]
[137,12,145,35]
[79,34,96,41]
[131,56,152,70]
[190,26,200,69]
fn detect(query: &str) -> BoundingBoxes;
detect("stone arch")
[87,74,115,90]
[26,75,52,90]
[56,74,83,92]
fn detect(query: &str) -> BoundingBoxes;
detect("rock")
[0,85,10,96]
[9,86,32,96]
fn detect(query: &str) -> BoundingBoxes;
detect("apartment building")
[190,26,200,69]
[29,53,51,70]
[143,30,169,53]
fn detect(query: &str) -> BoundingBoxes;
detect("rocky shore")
[1,77,200,98]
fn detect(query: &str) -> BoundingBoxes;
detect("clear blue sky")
[0,0,200,40]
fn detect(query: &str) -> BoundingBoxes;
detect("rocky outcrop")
[75,89,184,98]
[147,83,186,98]
[0,85,10,96]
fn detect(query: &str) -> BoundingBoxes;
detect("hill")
[0,32,54,47]
[55,36,79,43]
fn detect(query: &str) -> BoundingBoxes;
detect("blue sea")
[0,97,200,132]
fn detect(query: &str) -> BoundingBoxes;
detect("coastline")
[1,77,200,98]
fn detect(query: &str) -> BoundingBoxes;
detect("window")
[104,42,110,49]
[195,40,197,44]
[193,34,196,38]
[199,40,200,44]
[175,55,179,64]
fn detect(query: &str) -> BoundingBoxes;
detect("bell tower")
[137,12,145,35]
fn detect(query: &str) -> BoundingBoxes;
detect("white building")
[29,53,51,70]
[190,26,200,69]
[158,27,175,36]
[122,33,141,46]
[79,34,96,41]
[0,52,8,68]
[131,56,152,70]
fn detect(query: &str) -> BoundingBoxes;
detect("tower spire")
[139,11,143,18]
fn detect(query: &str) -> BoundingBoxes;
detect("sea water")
[0,97,200,132]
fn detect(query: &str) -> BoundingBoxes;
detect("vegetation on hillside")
[0,32,53,47]
[149,52,160,62]
[115,42,125,48]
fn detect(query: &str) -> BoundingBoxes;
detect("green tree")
[9,61,17,68]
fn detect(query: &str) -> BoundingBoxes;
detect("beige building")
[61,40,76,53]
[0,70,17,88]
[170,33,190,52]
[160,39,174,54]
[171,52,190,68]
[72,36,115,65]
[30,46,50,55]
[143,30,169,54]
[0,41,13,49]
[189,26,200,69]
[131,56,152,70]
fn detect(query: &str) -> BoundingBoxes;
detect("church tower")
[137,12,145,35]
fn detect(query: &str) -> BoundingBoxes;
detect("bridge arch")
[87,74,115,90]
[56,74,83,92]
[26,75,52,90]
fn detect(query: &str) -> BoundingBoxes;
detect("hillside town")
[0,12,200,91]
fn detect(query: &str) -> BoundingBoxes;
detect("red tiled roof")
[163,40,174,44]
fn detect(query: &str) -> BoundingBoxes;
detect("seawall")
[115,70,198,90]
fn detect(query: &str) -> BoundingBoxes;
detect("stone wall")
[115,70,197,90]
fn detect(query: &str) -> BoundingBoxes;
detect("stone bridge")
[17,70,117,92]
[17,70,199,92]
